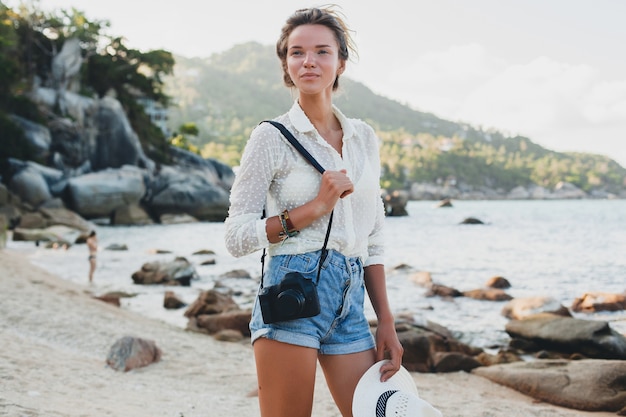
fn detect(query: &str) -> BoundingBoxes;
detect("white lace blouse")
[224,101,386,267]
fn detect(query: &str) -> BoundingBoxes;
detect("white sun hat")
[352,360,443,417]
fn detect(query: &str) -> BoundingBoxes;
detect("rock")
[110,203,154,226]
[146,165,230,222]
[432,351,482,373]
[39,207,93,232]
[460,217,484,225]
[163,291,187,309]
[8,165,52,207]
[463,288,513,301]
[92,96,153,171]
[472,359,626,413]
[425,283,462,298]
[193,249,216,257]
[67,166,146,219]
[12,225,77,245]
[475,349,522,366]
[501,296,571,320]
[105,336,162,372]
[507,185,530,199]
[104,243,128,251]
[191,310,252,337]
[184,289,240,317]
[219,269,252,279]
[17,212,47,229]
[571,292,626,313]
[391,316,482,373]
[553,182,587,199]
[93,294,121,307]
[505,313,626,359]
[131,257,198,286]
[485,276,511,289]
[8,115,51,160]
[435,198,453,208]
[382,189,409,216]
[409,271,433,287]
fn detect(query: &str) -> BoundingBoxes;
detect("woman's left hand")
[375,318,404,382]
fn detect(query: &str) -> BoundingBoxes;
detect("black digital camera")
[259,272,320,324]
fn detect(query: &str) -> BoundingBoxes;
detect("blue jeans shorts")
[250,249,375,355]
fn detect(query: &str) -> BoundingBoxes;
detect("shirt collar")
[288,100,356,141]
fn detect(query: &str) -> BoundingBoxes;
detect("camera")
[259,272,320,324]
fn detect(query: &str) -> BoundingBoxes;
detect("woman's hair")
[276,6,357,91]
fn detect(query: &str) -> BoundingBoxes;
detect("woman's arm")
[364,264,404,382]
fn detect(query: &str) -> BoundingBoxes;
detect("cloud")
[373,46,626,167]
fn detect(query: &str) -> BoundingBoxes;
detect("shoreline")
[0,248,617,417]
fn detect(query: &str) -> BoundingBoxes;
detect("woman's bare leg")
[254,338,319,417]
[318,348,376,417]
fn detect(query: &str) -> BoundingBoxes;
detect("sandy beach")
[0,248,617,417]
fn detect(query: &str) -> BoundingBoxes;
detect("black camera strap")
[260,120,334,289]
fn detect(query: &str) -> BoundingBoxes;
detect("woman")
[224,7,403,417]
[86,230,98,283]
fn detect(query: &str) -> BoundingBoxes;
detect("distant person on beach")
[86,230,98,283]
[224,7,403,417]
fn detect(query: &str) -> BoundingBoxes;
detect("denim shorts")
[250,249,375,355]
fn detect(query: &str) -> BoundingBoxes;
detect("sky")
[12,0,626,167]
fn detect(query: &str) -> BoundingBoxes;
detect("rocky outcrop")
[387,315,484,373]
[408,180,624,200]
[501,296,571,320]
[67,166,146,218]
[473,359,626,413]
[505,313,626,360]
[184,289,251,338]
[3,82,234,227]
[131,257,199,286]
[571,292,626,313]
[382,189,409,216]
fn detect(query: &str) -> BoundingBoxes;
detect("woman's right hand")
[314,169,353,215]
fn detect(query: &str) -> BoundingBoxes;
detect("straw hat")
[352,360,443,417]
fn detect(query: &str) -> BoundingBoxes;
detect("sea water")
[12,199,626,348]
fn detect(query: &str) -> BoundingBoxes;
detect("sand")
[0,248,617,417]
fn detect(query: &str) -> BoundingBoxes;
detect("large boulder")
[146,165,230,222]
[67,166,146,219]
[8,115,51,160]
[501,296,570,320]
[388,316,483,373]
[505,313,626,359]
[473,359,626,413]
[8,165,52,207]
[92,96,153,171]
[131,257,199,286]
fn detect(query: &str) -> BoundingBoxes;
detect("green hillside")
[165,43,626,194]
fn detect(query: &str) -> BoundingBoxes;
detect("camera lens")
[276,288,305,317]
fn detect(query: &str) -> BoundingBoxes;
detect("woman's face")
[286,24,345,95]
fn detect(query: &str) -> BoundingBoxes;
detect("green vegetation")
[0,1,174,165]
